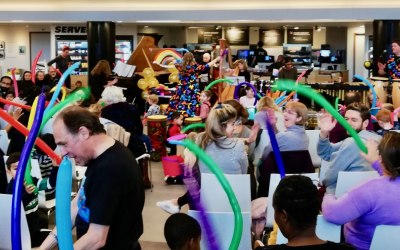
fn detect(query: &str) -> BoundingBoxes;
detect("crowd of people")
[1,40,400,250]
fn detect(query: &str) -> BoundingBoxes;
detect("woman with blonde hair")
[156,52,220,119]
[90,59,117,101]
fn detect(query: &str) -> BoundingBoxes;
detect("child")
[6,152,58,247]
[74,80,83,89]
[239,85,256,109]
[166,112,183,156]
[164,213,201,250]
[3,90,15,113]
[199,90,213,121]
[144,94,160,118]
[376,109,400,136]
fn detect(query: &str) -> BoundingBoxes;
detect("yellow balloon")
[167,62,178,73]
[168,73,180,83]
[148,78,159,88]
[137,78,149,90]
[27,96,38,130]
[143,67,155,79]
[141,91,149,100]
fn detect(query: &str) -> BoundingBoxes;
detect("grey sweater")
[318,130,382,194]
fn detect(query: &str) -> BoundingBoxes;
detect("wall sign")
[260,29,284,46]
[198,29,222,44]
[54,26,87,34]
[287,29,313,44]
[225,27,249,45]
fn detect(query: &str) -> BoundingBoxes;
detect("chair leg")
[140,158,152,190]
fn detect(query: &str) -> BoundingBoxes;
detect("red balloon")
[0,98,31,110]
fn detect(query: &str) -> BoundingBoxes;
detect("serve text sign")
[54,26,87,34]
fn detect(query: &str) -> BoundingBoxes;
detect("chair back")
[0,194,31,250]
[335,171,379,198]
[305,129,322,168]
[0,129,9,155]
[370,225,400,250]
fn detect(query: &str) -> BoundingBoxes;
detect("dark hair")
[6,152,21,169]
[273,175,319,231]
[257,41,264,47]
[55,106,106,135]
[344,92,362,106]
[1,76,12,83]
[164,213,201,250]
[62,46,70,52]
[378,132,400,179]
[392,39,400,47]
[36,134,57,155]
[223,99,249,123]
[346,102,371,122]
[171,112,182,121]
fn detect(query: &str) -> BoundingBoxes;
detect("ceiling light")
[294,26,299,30]
[11,20,24,22]
[116,21,123,23]
[144,26,149,28]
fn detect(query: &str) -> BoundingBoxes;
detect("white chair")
[370,225,400,250]
[0,193,31,250]
[0,129,9,154]
[266,173,319,228]
[319,159,330,182]
[305,129,322,168]
[277,214,341,244]
[335,171,379,198]
[3,155,11,183]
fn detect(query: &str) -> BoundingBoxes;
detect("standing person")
[47,45,72,88]
[233,59,251,82]
[378,39,400,79]
[156,52,220,119]
[40,106,145,250]
[144,94,160,118]
[251,41,268,67]
[317,103,382,194]
[278,58,298,81]
[90,59,118,101]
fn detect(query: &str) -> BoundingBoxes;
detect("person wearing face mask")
[317,103,382,194]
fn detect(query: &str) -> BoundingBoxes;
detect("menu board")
[287,29,313,44]
[224,27,249,45]
[198,29,222,44]
[260,29,284,46]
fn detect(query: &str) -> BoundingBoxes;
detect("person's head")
[381,103,395,112]
[22,71,32,81]
[6,152,21,179]
[257,96,279,112]
[182,52,195,67]
[91,59,112,76]
[277,55,284,62]
[376,109,392,128]
[171,112,184,126]
[284,58,294,70]
[344,91,362,107]
[0,76,12,88]
[392,39,400,56]
[283,102,308,128]
[257,41,264,48]
[234,59,248,71]
[75,80,82,88]
[48,67,57,78]
[53,106,106,165]
[5,91,14,101]
[223,99,249,124]
[36,133,57,155]
[164,213,201,250]
[200,90,213,104]
[273,175,320,238]
[378,131,400,179]
[101,86,126,106]
[36,71,45,81]
[345,103,370,132]
[202,53,211,63]
[200,104,237,148]
[61,46,70,57]
[147,94,159,105]
[244,86,255,98]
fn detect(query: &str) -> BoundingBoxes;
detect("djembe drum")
[184,116,203,133]
[147,115,167,161]
[392,79,400,109]
[371,76,389,104]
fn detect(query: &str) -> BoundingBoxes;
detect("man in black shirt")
[47,46,72,88]
[40,106,145,250]
[252,41,268,67]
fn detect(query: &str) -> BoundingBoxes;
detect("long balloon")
[23,96,39,187]
[265,115,286,178]
[181,123,205,133]
[55,157,74,250]
[50,86,67,101]
[45,61,80,113]
[0,109,61,164]
[294,70,308,100]
[205,78,234,90]
[11,68,19,97]
[169,139,243,250]
[274,80,368,153]
[354,75,377,108]
[277,92,296,107]
[11,93,45,250]
[31,49,43,84]
[40,87,91,133]
[0,98,31,110]
[233,82,262,102]
[335,97,340,111]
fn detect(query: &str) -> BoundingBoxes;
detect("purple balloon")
[234,82,261,105]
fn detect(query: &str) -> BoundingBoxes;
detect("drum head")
[370,76,389,81]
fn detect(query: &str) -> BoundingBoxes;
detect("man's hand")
[318,112,337,138]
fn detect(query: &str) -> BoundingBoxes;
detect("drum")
[184,116,203,133]
[370,77,389,104]
[147,115,167,161]
[392,80,400,110]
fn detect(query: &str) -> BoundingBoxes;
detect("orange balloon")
[137,78,148,90]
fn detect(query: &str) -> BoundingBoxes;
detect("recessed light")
[144,26,149,28]
[116,21,123,23]
[294,26,299,30]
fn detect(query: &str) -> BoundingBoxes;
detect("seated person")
[376,108,400,136]
[6,152,58,247]
[323,131,400,250]
[164,213,201,250]
[255,175,355,249]
[278,58,297,81]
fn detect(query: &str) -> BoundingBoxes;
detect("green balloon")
[181,123,205,133]
[205,78,234,90]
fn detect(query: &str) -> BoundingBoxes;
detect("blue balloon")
[265,115,286,178]
[45,61,81,114]
[11,93,46,250]
[56,157,74,250]
[354,75,377,108]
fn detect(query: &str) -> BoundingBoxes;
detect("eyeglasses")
[283,109,297,116]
